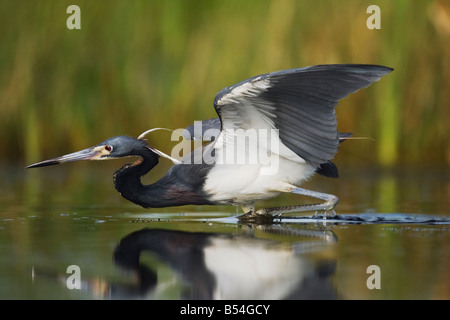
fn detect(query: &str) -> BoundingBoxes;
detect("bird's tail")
[339,132,374,143]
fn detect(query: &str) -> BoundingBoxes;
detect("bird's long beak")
[26,146,106,168]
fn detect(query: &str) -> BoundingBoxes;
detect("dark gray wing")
[183,118,221,141]
[213,64,393,166]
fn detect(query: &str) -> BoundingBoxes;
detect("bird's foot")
[313,209,337,219]
[237,209,275,224]
[312,195,338,218]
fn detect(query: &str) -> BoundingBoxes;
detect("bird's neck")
[113,149,161,208]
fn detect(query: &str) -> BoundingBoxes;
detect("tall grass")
[0,0,448,167]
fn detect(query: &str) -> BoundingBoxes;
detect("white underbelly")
[203,156,316,205]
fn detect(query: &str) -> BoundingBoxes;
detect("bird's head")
[26,136,154,168]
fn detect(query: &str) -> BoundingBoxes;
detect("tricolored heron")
[27,64,392,221]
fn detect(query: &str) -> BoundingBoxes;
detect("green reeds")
[0,0,448,167]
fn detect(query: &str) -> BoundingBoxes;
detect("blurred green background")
[0,0,449,167]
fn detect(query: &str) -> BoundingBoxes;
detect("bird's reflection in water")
[112,226,338,300]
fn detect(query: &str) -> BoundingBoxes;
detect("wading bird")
[27,64,392,221]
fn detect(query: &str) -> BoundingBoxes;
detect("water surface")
[0,164,449,299]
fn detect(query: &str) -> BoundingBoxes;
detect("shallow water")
[0,164,449,299]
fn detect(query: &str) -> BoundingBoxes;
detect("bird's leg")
[254,187,339,218]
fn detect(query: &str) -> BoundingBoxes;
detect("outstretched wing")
[213,64,392,166]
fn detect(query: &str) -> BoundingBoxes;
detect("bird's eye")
[105,145,113,152]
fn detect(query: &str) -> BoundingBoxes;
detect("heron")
[27,64,392,221]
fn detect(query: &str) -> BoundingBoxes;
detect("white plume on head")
[138,127,174,139]
[138,127,182,164]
